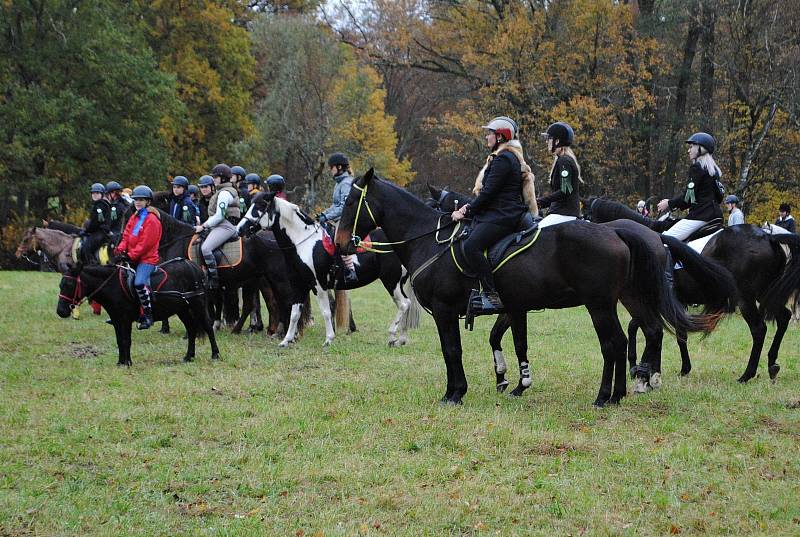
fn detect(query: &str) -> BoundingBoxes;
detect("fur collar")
[472,140,538,215]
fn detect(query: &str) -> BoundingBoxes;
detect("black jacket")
[468,151,527,227]
[85,199,111,234]
[108,197,130,235]
[668,162,723,221]
[537,155,581,217]
[775,215,796,233]
[198,197,211,222]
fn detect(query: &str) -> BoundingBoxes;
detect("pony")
[335,170,724,407]
[239,191,420,348]
[426,185,737,393]
[584,197,800,382]
[16,226,75,271]
[56,260,219,366]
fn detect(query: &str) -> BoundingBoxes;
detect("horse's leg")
[766,307,791,381]
[489,314,511,392]
[260,283,281,336]
[387,283,410,347]
[633,321,663,393]
[315,285,335,346]
[178,311,196,362]
[112,319,127,366]
[508,312,532,397]
[279,303,304,348]
[432,306,466,404]
[250,286,264,333]
[587,305,627,407]
[223,288,240,328]
[231,286,254,335]
[199,299,221,360]
[627,318,639,378]
[677,326,691,376]
[159,318,171,335]
[118,320,133,367]
[738,299,768,383]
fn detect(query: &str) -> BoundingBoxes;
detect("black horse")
[56,260,220,365]
[335,170,721,407]
[584,197,800,382]
[426,186,737,393]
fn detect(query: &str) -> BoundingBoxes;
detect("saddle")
[119,259,206,303]
[72,237,111,265]
[684,218,723,242]
[187,234,243,268]
[455,213,541,277]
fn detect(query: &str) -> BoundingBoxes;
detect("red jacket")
[116,208,162,265]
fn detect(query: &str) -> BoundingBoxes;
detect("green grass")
[1,271,799,536]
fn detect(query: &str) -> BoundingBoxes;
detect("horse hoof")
[439,397,463,406]
[323,339,333,347]
[608,393,624,405]
[211,353,220,360]
[633,378,651,394]
[388,339,399,347]
[509,386,526,397]
[768,364,780,380]
[680,368,691,377]
[496,380,509,393]
[629,367,637,379]
[649,372,662,390]
[183,355,193,363]
[592,399,607,408]
[159,328,170,335]
[231,328,241,335]
[737,374,755,384]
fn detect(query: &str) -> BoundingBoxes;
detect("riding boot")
[342,255,358,284]
[203,252,220,289]
[469,275,504,315]
[135,286,154,330]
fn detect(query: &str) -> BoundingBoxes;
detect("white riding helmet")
[637,200,646,209]
[481,116,518,142]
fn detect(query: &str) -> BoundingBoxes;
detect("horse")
[334,169,725,407]
[584,197,800,383]
[152,208,312,337]
[16,226,75,271]
[426,185,737,393]
[56,260,220,366]
[239,191,420,348]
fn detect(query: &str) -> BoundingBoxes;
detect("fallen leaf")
[295,531,304,537]
[670,525,681,534]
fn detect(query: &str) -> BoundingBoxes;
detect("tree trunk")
[699,2,716,123]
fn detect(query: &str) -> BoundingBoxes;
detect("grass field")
[1,271,799,536]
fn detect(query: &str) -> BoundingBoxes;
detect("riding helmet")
[780,203,791,213]
[131,185,154,200]
[90,183,106,194]
[481,116,518,142]
[105,181,123,192]
[327,153,349,168]
[171,175,189,187]
[544,122,575,148]
[231,165,247,178]
[267,174,285,189]
[211,163,232,181]
[198,175,214,187]
[724,195,740,205]
[188,184,199,195]
[685,132,716,155]
[245,173,261,185]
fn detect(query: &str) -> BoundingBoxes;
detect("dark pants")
[81,231,106,263]
[463,222,511,292]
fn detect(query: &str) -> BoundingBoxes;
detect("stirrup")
[343,268,358,284]
[465,289,504,331]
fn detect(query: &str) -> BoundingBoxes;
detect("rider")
[266,174,287,200]
[169,175,200,225]
[318,153,358,284]
[244,173,262,206]
[775,203,796,233]
[536,122,582,228]
[451,116,532,312]
[194,164,240,289]
[636,200,649,217]
[105,180,130,244]
[231,165,248,212]
[197,174,215,222]
[725,195,745,226]
[657,132,724,240]
[187,184,200,205]
[115,185,163,330]
[80,183,112,263]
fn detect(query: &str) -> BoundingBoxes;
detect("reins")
[59,265,121,310]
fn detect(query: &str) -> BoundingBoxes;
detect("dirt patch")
[525,442,586,457]
[69,343,101,359]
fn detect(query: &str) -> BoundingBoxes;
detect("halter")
[58,267,120,310]
[350,182,462,254]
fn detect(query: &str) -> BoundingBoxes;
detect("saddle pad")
[687,229,722,254]
[188,235,243,268]
[72,238,111,265]
[454,225,541,276]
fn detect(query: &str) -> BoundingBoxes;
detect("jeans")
[134,263,156,289]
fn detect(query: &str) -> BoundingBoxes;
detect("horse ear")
[358,167,375,187]
[427,184,441,198]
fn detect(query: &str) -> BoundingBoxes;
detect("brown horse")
[16,227,75,271]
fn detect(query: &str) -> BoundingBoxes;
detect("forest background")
[1,0,799,267]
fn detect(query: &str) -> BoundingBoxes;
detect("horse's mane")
[156,208,194,236]
[585,197,659,229]
[273,197,316,227]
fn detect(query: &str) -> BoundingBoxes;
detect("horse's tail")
[762,233,800,320]
[334,290,350,332]
[297,292,313,334]
[613,227,668,332]
[400,272,421,331]
[661,234,738,333]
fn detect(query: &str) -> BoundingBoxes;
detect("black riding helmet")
[543,122,574,149]
[211,163,232,182]
[685,132,716,155]
[327,152,349,169]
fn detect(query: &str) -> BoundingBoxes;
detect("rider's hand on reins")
[451,204,469,221]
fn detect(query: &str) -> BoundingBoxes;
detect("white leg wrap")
[493,350,507,375]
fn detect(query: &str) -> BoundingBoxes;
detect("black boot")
[203,252,220,289]
[136,286,154,330]
[342,256,358,284]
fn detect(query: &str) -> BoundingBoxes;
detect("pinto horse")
[56,261,220,366]
[335,170,724,407]
[584,197,800,383]
[426,186,737,394]
[239,192,419,348]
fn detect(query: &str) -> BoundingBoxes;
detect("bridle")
[58,268,119,310]
[243,199,322,250]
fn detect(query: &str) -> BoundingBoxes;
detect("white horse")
[238,192,419,347]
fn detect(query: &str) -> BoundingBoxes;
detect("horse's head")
[15,227,37,258]
[336,168,382,254]
[238,191,277,235]
[425,184,469,213]
[56,265,83,319]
